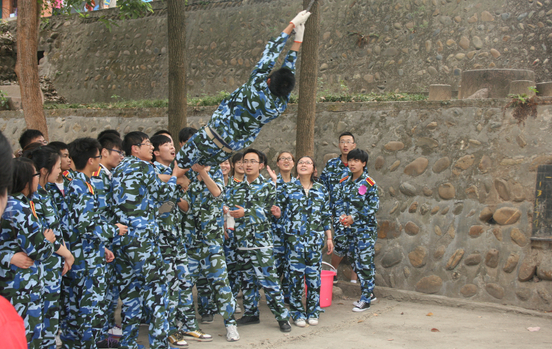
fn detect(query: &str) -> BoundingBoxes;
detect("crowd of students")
[0,127,379,349]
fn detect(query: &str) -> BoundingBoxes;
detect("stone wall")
[2,98,551,311]
[3,0,551,103]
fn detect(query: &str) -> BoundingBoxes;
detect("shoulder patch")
[92,167,101,177]
[63,170,72,181]
[85,182,95,196]
[234,177,242,183]
[339,175,349,183]
[365,176,375,187]
[29,200,38,219]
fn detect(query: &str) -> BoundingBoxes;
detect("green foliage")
[0,90,9,109]
[507,86,538,107]
[189,91,231,106]
[318,92,427,103]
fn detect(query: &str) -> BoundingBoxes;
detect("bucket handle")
[322,261,337,272]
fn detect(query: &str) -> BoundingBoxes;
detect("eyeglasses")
[339,140,355,145]
[108,149,124,156]
[243,160,259,164]
[298,161,313,165]
[134,141,152,147]
[33,172,41,177]
[278,157,293,162]
[91,155,102,159]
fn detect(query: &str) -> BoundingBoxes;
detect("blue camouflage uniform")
[225,175,290,321]
[0,193,55,349]
[176,31,297,168]
[333,173,379,305]
[223,176,245,300]
[63,171,119,348]
[111,156,177,349]
[279,179,331,321]
[33,185,66,349]
[272,174,292,300]
[181,172,237,330]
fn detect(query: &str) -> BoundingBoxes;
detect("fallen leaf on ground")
[388,339,394,341]
[358,320,364,323]
[527,327,541,332]
[338,302,344,305]
[401,312,404,315]
[431,328,440,332]
[427,312,434,316]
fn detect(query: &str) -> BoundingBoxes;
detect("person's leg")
[196,275,216,320]
[102,254,121,337]
[77,266,107,348]
[305,242,323,320]
[180,246,201,333]
[237,249,260,318]
[287,237,307,322]
[249,248,289,322]
[13,294,43,349]
[224,230,242,300]
[352,229,377,304]
[204,244,236,326]
[273,226,290,300]
[41,255,63,349]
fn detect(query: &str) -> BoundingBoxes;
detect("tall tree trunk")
[295,0,320,159]
[167,0,187,141]
[15,0,49,140]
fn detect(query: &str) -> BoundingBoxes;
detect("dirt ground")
[133,292,552,349]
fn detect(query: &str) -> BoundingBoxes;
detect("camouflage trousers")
[335,228,377,303]
[223,229,244,300]
[176,127,233,168]
[113,235,169,349]
[0,268,45,349]
[196,275,217,316]
[286,234,324,320]
[157,232,191,335]
[42,254,63,349]
[273,226,290,299]
[61,266,107,349]
[101,251,120,337]
[236,247,290,321]
[182,243,237,330]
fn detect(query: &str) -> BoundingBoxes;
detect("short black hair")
[122,131,149,156]
[24,145,60,179]
[339,132,355,143]
[68,137,101,171]
[153,130,172,138]
[21,142,44,158]
[98,133,123,152]
[151,134,172,162]
[97,129,121,139]
[19,129,44,149]
[12,157,35,196]
[347,149,369,169]
[243,148,266,165]
[0,131,13,198]
[268,67,295,98]
[230,152,243,176]
[178,127,197,144]
[48,141,69,152]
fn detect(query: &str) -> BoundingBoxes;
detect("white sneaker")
[226,324,240,342]
[108,325,123,337]
[235,304,242,314]
[352,300,371,312]
[295,319,307,327]
[56,334,62,346]
[307,318,318,326]
[168,330,188,348]
[353,294,377,307]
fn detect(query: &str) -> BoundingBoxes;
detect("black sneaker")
[352,300,371,312]
[97,337,120,348]
[278,320,292,332]
[236,315,260,325]
[333,275,338,284]
[201,314,214,324]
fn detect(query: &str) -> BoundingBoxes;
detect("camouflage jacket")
[319,156,350,207]
[182,174,224,247]
[111,156,177,240]
[272,174,292,235]
[91,164,115,225]
[33,185,65,252]
[210,32,297,150]
[0,193,54,299]
[153,161,184,238]
[225,174,276,249]
[279,179,332,238]
[333,172,379,232]
[66,171,118,271]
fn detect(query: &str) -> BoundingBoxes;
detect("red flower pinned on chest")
[358,185,367,195]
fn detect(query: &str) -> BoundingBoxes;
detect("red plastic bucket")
[320,264,337,308]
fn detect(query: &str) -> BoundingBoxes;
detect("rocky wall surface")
[3,0,552,103]
[2,99,551,311]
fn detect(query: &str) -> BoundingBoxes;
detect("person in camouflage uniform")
[25,145,75,349]
[319,132,359,282]
[333,149,379,312]
[180,163,240,342]
[176,10,311,168]
[111,132,185,349]
[277,156,333,326]
[225,149,291,332]
[63,138,127,348]
[0,158,56,349]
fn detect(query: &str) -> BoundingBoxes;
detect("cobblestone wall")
[2,0,549,103]
[2,99,551,311]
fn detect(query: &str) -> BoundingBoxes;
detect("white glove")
[294,23,305,43]
[290,10,311,27]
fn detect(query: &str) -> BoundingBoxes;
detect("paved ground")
[133,287,552,349]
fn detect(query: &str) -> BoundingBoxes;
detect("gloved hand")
[294,23,305,43]
[290,10,311,27]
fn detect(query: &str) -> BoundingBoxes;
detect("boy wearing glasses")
[224,149,292,333]
[111,131,186,349]
[333,149,379,312]
[63,137,128,348]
